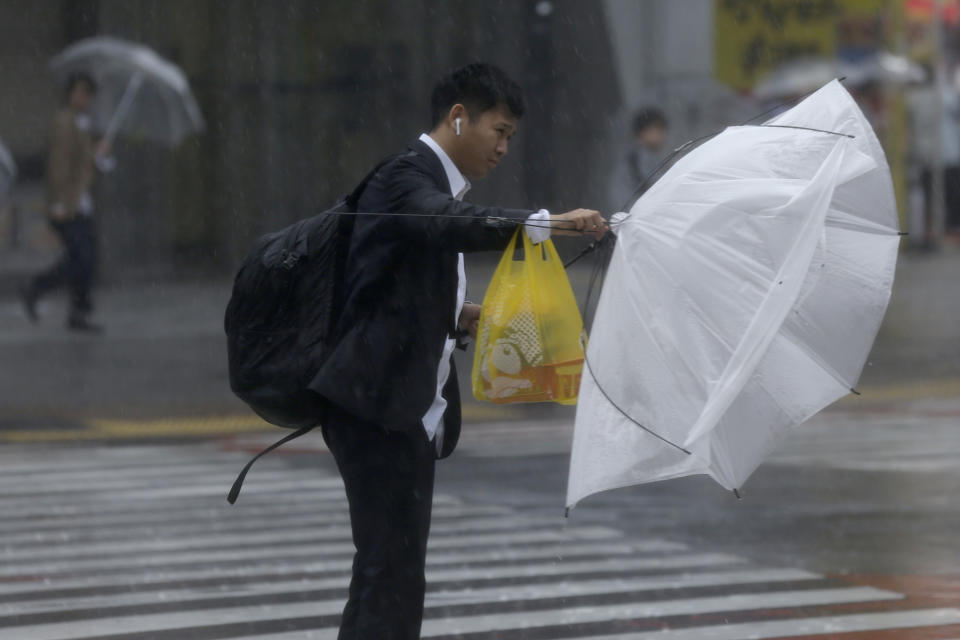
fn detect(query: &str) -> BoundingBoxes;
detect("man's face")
[456,105,517,181]
[70,83,94,112]
[636,124,666,152]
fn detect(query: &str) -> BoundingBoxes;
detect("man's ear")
[448,103,468,130]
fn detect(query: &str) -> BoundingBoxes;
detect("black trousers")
[322,402,436,640]
[32,217,98,318]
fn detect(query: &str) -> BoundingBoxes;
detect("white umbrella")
[49,36,204,148]
[567,81,900,507]
[0,138,15,199]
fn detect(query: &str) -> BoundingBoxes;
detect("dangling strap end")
[226,423,316,504]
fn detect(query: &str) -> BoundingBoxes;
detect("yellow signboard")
[715,0,840,91]
[715,0,893,91]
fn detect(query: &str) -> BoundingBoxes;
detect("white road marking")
[0,587,898,640]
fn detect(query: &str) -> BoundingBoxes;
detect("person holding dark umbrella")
[311,62,606,639]
[20,72,110,332]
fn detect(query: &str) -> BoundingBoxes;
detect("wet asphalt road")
[0,250,958,637]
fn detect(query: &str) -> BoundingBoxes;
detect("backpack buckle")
[279,251,300,271]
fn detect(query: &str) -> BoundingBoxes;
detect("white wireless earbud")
[455,118,461,136]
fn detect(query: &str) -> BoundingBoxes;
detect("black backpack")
[225,157,394,504]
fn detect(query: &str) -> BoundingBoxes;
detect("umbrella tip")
[850,388,862,396]
[733,488,742,500]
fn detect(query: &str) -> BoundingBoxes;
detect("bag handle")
[511,227,549,263]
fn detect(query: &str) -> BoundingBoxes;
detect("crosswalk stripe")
[244,609,960,640]
[0,553,745,599]
[0,568,818,619]
[0,440,943,639]
[0,526,626,576]
[425,567,821,605]
[0,500,504,531]
[6,517,673,559]
[1,540,647,581]
[572,608,960,639]
[419,587,902,636]
[0,514,597,547]
[0,468,342,496]
[0,479,348,504]
[235,608,960,640]
[0,587,898,640]
[0,458,264,481]
[0,486,464,518]
[0,449,252,474]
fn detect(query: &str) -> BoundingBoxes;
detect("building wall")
[0,2,77,167]
[0,0,622,278]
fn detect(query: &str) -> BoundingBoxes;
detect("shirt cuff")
[525,209,551,244]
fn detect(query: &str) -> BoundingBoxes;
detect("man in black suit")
[312,62,607,639]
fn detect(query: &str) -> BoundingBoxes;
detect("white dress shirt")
[417,133,550,452]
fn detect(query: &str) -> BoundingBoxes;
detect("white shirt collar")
[419,133,471,200]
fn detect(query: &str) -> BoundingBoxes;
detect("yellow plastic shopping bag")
[472,227,584,404]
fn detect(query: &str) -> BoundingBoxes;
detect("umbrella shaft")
[103,71,144,146]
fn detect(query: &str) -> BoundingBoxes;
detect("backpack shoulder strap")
[343,153,402,211]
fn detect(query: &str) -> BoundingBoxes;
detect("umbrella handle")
[102,71,144,148]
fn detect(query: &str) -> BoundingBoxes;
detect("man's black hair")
[64,71,97,101]
[430,63,525,128]
[632,106,667,135]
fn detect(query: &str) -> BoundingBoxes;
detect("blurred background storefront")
[0,0,957,289]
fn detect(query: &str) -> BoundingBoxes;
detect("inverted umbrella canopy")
[567,81,900,507]
[49,36,204,147]
[0,138,15,198]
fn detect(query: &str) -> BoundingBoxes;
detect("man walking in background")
[311,62,606,639]
[21,71,108,333]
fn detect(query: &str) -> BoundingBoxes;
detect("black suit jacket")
[311,139,538,457]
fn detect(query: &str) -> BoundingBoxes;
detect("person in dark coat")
[608,105,668,212]
[311,62,607,639]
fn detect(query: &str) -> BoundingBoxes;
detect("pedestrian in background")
[21,71,109,332]
[608,105,669,212]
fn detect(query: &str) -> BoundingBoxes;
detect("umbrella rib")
[582,352,693,456]
[758,124,855,139]
[617,123,854,217]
